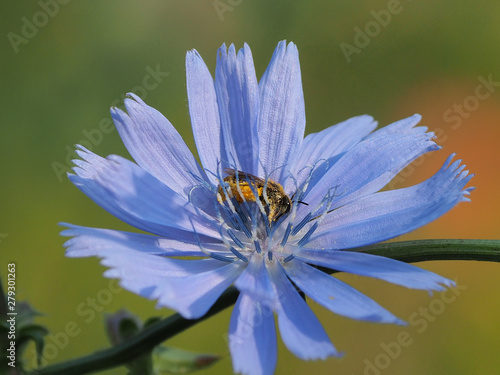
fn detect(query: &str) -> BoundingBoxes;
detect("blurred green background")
[1,0,500,374]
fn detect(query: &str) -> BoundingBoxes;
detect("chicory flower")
[61,41,473,375]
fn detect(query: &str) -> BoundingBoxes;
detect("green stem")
[30,239,500,375]
[357,239,500,263]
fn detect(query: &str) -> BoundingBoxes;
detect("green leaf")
[105,309,142,346]
[17,324,49,366]
[1,279,48,371]
[105,309,152,374]
[16,302,44,327]
[152,346,221,374]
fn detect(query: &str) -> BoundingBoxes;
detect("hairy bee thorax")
[216,169,292,224]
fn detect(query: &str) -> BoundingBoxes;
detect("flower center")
[216,169,292,224]
[199,169,317,262]
[204,168,334,264]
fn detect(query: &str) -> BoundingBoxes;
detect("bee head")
[269,194,292,223]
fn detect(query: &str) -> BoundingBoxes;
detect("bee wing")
[223,167,237,175]
[224,168,266,184]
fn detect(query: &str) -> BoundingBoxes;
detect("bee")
[217,169,292,224]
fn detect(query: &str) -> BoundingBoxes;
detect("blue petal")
[308,155,473,249]
[63,231,224,301]
[111,93,207,197]
[300,115,438,216]
[257,41,305,183]
[374,113,425,135]
[234,252,275,301]
[60,224,225,258]
[153,261,245,319]
[186,49,222,178]
[288,115,377,193]
[295,250,454,291]
[268,261,339,359]
[229,293,277,375]
[69,147,219,240]
[282,259,404,324]
[215,43,259,174]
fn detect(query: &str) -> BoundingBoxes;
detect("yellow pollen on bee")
[218,181,264,204]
